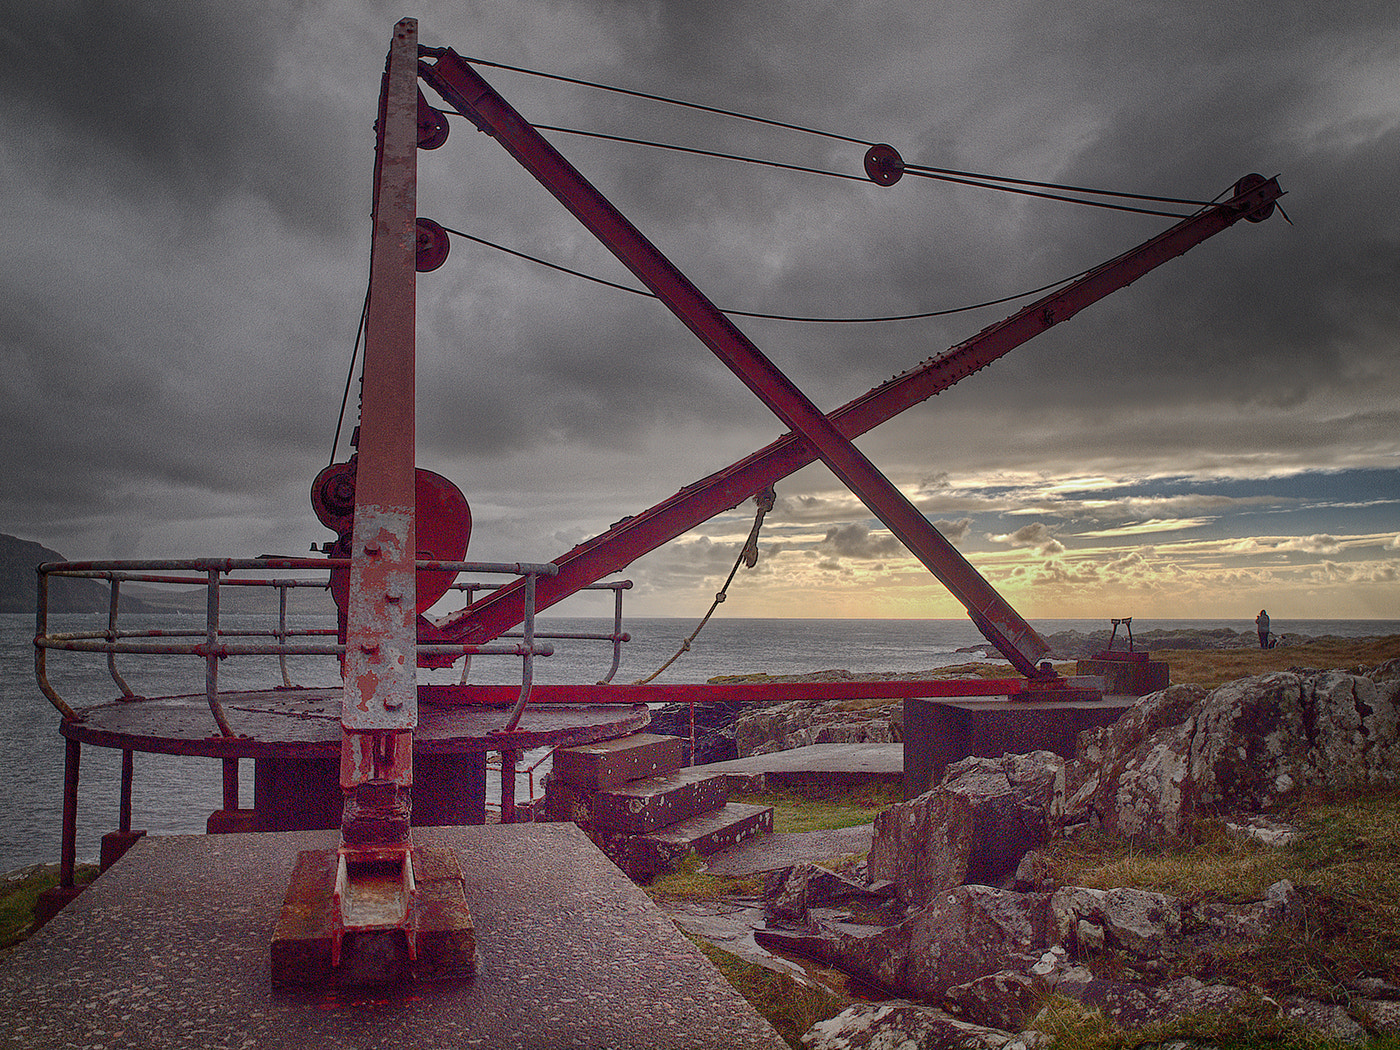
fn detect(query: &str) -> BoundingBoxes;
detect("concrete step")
[542,767,730,833]
[612,802,774,880]
[592,769,731,835]
[552,732,684,791]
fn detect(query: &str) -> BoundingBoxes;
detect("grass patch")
[0,864,99,951]
[731,783,900,834]
[1157,635,1400,690]
[936,637,1400,692]
[1031,992,1387,1050]
[1036,787,1400,1000]
[647,851,763,899]
[685,933,849,1050]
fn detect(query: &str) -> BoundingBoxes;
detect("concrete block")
[553,732,683,790]
[100,829,146,870]
[904,696,1137,799]
[619,802,774,879]
[1075,658,1170,696]
[591,770,731,835]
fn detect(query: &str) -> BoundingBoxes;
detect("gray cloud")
[1,0,1395,623]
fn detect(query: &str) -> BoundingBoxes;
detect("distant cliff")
[0,534,155,614]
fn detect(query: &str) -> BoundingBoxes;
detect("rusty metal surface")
[58,689,651,757]
[342,17,420,793]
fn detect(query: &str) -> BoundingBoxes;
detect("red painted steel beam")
[341,18,420,796]
[421,50,1056,677]
[419,676,1102,707]
[422,50,1280,653]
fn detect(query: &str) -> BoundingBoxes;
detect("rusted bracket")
[420,49,1055,677]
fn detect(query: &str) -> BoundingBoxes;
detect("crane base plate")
[271,844,475,988]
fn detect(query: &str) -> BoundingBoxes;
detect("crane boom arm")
[421,49,1281,654]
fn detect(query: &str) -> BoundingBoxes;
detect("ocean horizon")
[3,613,1396,873]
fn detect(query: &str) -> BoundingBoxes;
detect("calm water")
[2,612,1395,873]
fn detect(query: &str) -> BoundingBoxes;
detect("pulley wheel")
[1233,173,1275,223]
[417,89,450,150]
[416,217,450,272]
[864,143,904,186]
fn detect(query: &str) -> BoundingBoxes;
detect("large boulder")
[870,752,1064,904]
[1066,672,1400,840]
[898,886,1052,1002]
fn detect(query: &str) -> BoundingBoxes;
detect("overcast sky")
[2,1,1397,625]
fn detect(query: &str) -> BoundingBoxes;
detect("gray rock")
[763,861,895,923]
[1280,997,1368,1042]
[900,887,1052,1002]
[1051,886,1184,958]
[1065,672,1400,841]
[870,752,1064,905]
[1355,998,1400,1034]
[944,970,1043,1031]
[1062,975,1247,1028]
[803,1001,1014,1050]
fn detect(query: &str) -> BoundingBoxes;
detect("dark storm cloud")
[2,0,1396,598]
[0,1,359,234]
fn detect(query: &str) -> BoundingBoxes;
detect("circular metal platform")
[60,687,652,757]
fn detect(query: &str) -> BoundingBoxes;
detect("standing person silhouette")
[1256,609,1271,649]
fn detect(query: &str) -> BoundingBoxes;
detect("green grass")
[0,864,99,951]
[684,933,850,1050]
[1036,786,1400,1009]
[731,782,900,834]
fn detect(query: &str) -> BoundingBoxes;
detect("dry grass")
[685,934,850,1050]
[1156,635,1400,689]
[933,636,1400,692]
[1037,787,1400,1000]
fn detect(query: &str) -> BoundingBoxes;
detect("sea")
[2,612,1396,874]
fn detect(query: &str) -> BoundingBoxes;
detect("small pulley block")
[864,143,904,186]
[416,217,450,272]
[1233,173,1275,223]
[417,88,450,149]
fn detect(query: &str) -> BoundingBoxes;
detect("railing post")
[500,749,519,823]
[60,738,80,889]
[205,567,234,736]
[119,749,133,833]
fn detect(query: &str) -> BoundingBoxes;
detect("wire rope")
[436,222,1090,322]
[444,54,1216,215]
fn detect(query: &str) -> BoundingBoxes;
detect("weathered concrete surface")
[0,825,787,1050]
[904,696,1136,799]
[703,825,876,877]
[553,732,684,790]
[696,742,903,792]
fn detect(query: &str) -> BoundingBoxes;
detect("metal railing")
[452,579,632,685]
[35,557,566,737]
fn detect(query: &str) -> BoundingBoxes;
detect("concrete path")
[0,824,787,1050]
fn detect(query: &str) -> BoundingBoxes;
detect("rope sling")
[631,485,776,686]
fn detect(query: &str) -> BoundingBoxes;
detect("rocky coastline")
[732,657,1400,1048]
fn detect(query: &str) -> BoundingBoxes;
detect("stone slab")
[592,769,731,835]
[620,802,774,879]
[703,825,877,877]
[696,743,904,792]
[903,694,1137,798]
[553,732,684,790]
[0,824,786,1050]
